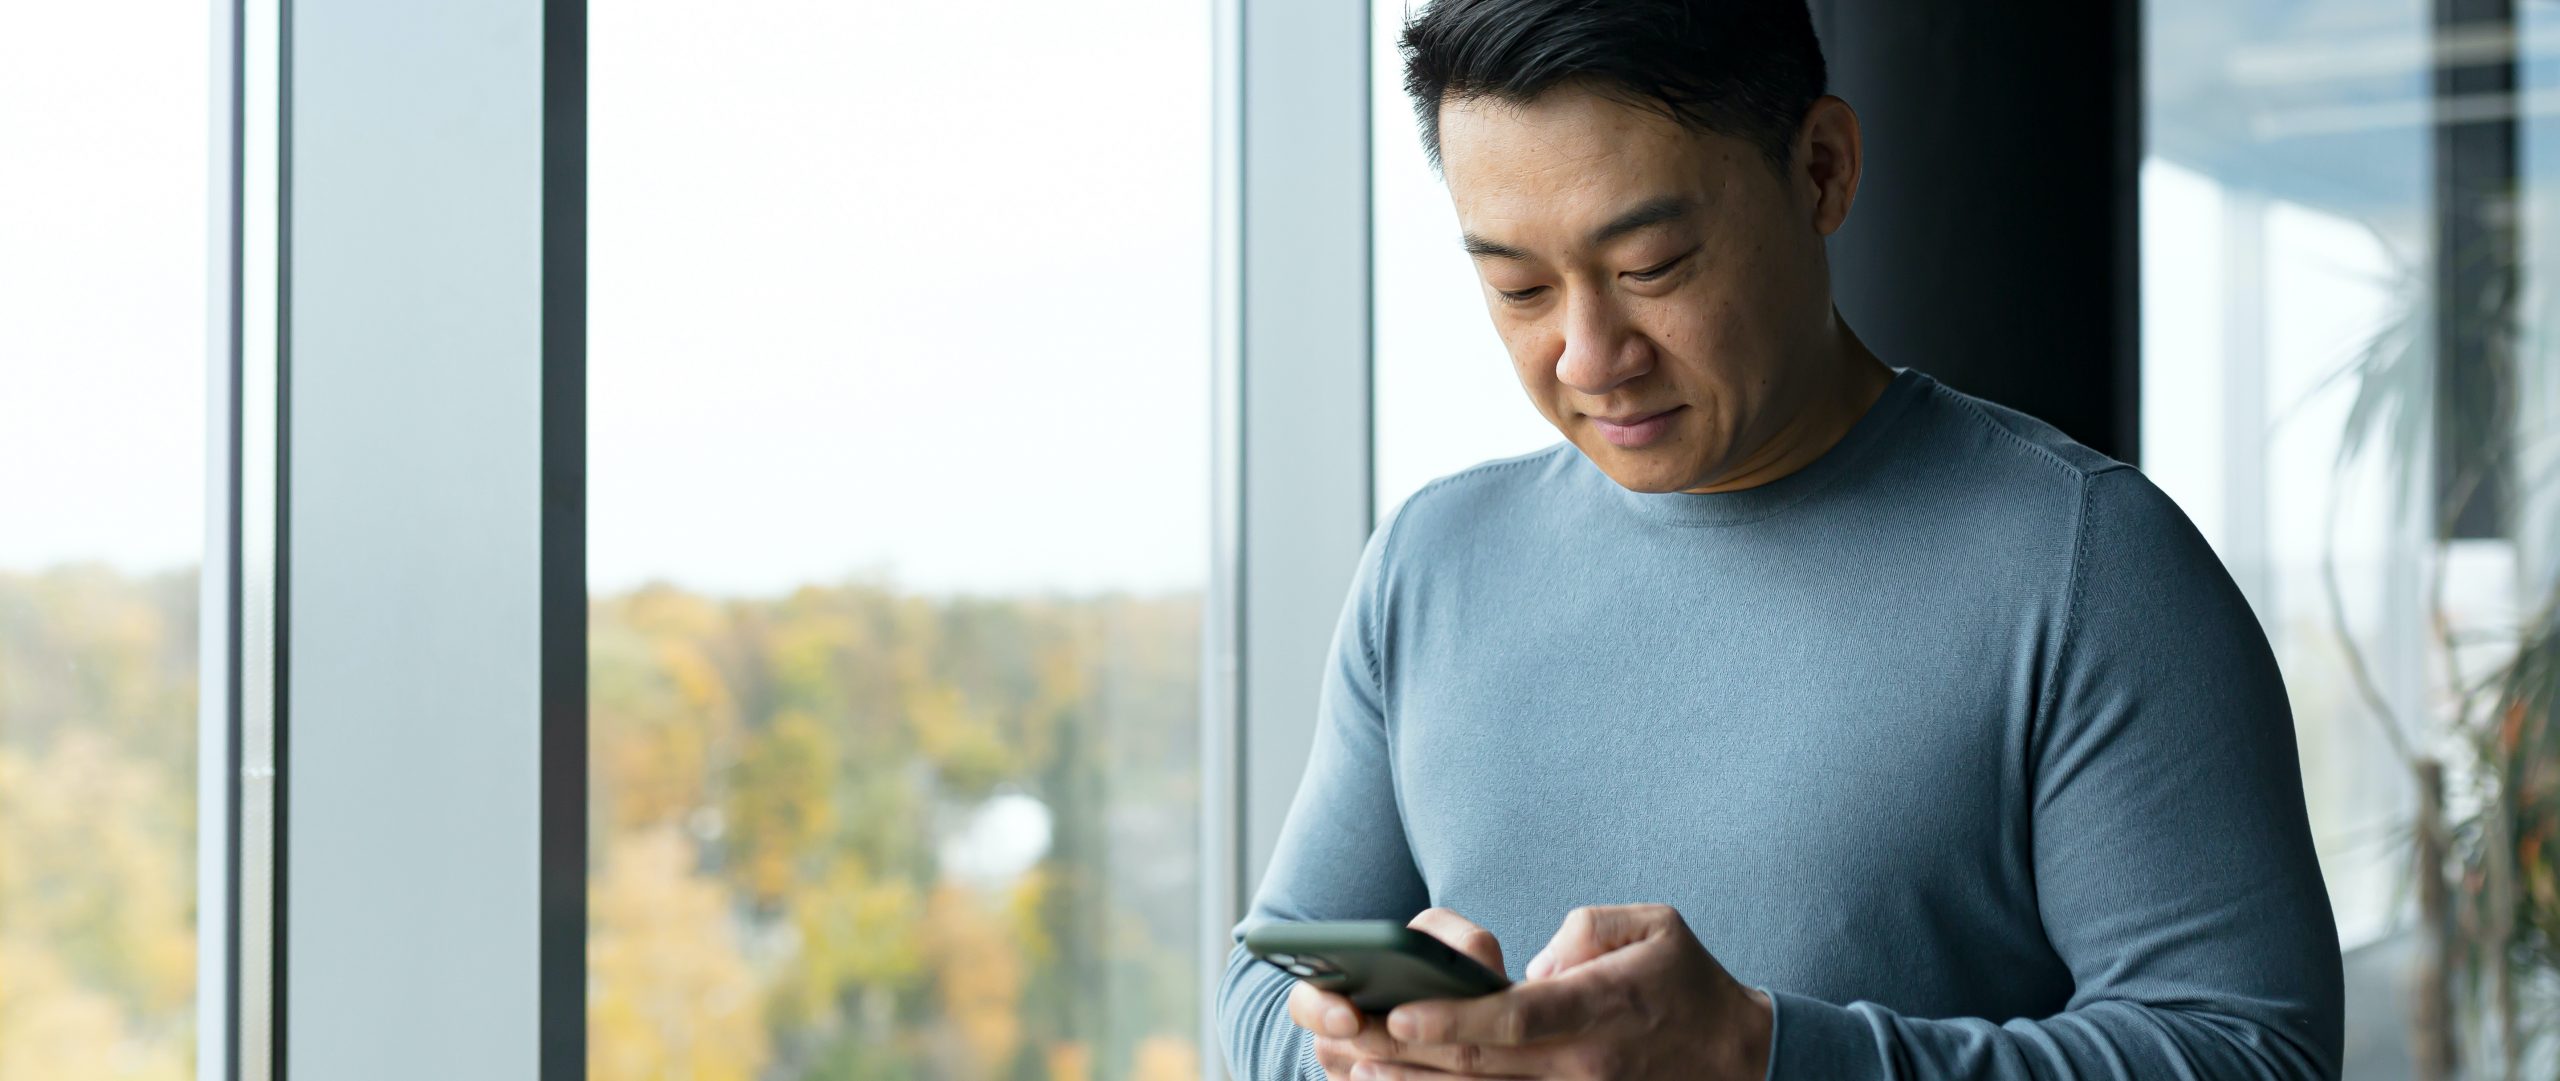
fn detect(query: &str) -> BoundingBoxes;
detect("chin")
[1579,441,1706,494]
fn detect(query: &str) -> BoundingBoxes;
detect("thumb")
[1525,903,1674,980]
[1408,907,1506,976]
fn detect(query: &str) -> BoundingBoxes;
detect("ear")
[1796,96,1863,237]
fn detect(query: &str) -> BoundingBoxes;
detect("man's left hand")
[1336,903,1773,1081]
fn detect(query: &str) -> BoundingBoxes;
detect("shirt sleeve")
[1216,504,1435,1081]
[1762,466,2344,1080]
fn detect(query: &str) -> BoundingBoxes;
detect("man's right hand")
[1286,908,1508,1080]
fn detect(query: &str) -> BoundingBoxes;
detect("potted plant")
[2321,230,2559,1077]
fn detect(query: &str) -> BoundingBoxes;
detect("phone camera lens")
[1285,963,1317,977]
[1265,953,1296,966]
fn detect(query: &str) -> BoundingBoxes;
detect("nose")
[1551,289,1651,396]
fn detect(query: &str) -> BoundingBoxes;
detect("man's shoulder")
[1901,373,2128,488]
[1899,374,2222,593]
[1882,372,2177,542]
[1378,441,1582,550]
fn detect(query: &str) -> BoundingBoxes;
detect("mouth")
[1586,405,1685,448]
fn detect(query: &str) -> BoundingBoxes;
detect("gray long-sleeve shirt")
[1218,369,2343,1080]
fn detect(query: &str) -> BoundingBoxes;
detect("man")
[1216,1,2343,1079]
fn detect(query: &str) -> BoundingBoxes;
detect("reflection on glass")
[0,1,211,1078]
[2145,0,2560,1070]
[589,3,1209,1079]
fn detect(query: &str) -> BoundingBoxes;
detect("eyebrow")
[1461,195,1695,261]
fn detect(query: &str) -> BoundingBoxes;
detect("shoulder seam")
[1366,512,1395,701]
[2033,468,2114,754]
[1936,382,2130,483]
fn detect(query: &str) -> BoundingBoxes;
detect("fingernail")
[1324,1006,1357,1037]
[1351,1064,1377,1081]
[1386,1010,1416,1041]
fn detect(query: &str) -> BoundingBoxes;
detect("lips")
[1587,404,1684,449]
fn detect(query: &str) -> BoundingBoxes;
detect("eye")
[1496,285,1548,304]
[1625,249,1697,283]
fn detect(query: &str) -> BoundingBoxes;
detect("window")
[2145,0,2560,1067]
[1368,0,1562,517]
[588,3,1212,1078]
[0,1,214,1077]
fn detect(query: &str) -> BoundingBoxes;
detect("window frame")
[216,0,574,1076]
[1212,0,1381,1031]
[211,0,1373,1074]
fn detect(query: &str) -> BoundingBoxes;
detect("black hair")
[1399,0,1828,174]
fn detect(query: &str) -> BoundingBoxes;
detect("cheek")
[1499,320,1564,387]
[1642,303,1715,364]
[1630,295,1737,383]
[1660,271,1780,368]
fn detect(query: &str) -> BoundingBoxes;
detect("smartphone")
[1244,920,1511,1013]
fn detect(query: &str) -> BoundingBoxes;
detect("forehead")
[1437,86,1756,240]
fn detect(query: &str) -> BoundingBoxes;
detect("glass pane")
[2146,0,2560,1068]
[0,2,212,1078]
[588,5,1210,1080]
[1369,0,1565,517]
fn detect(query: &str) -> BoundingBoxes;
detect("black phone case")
[1244,921,1511,1013]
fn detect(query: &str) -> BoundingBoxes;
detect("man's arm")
[1764,465,2342,1078]
[1218,509,1434,1081]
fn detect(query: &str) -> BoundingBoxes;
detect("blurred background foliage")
[0,567,1201,1081]
[0,566,198,1081]
[586,579,1203,1081]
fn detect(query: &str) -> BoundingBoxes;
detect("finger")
[1288,978,1366,1039]
[1524,902,1676,980]
[1386,977,1604,1048]
[1335,1024,1549,1077]
[1314,1035,1358,1081]
[1407,907,1505,975]
[1343,1055,1536,1081]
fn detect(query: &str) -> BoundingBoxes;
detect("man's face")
[1438,84,1839,494]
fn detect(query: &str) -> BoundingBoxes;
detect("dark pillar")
[2432,0,2518,541]
[1810,0,2143,462]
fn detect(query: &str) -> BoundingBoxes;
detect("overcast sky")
[0,0,1565,599]
[584,0,1216,596]
[0,0,210,577]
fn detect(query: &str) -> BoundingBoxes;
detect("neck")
[1680,319,1892,495]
